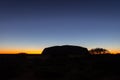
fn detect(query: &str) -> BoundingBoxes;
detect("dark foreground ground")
[0,54,120,80]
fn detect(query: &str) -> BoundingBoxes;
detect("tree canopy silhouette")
[89,48,110,54]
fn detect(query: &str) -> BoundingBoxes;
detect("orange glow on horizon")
[109,49,120,54]
[0,49,43,54]
[0,48,119,54]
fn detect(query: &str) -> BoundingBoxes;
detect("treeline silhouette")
[0,45,120,80]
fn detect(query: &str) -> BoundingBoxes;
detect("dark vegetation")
[0,45,120,80]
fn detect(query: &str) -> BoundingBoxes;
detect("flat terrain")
[0,54,120,80]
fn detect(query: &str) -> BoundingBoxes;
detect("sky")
[0,0,120,54]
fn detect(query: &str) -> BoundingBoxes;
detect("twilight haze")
[0,0,120,54]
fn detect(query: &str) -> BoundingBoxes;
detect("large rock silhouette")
[41,45,90,57]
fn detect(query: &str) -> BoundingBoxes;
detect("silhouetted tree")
[89,48,109,54]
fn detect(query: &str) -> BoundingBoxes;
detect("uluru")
[41,45,90,57]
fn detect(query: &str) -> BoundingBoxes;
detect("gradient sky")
[0,0,120,53]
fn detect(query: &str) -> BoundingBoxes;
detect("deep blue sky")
[0,0,120,53]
